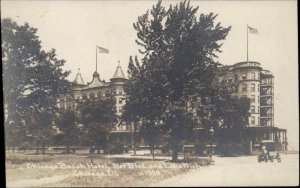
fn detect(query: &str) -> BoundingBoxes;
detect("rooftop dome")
[88,71,105,88]
[93,71,100,78]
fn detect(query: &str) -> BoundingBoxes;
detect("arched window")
[105,90,111,97]
[242,84,247,92]
[119,99,123,104]
[90,93,95,99]
[97,92,102,98]
[242,73,247,80]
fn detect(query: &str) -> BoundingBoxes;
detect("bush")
[161,146,170,154]
[104,142,124,154]
[194,143,206,155]
[19,142,34,150]
[216,143,248,156]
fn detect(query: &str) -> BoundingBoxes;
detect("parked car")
[258,140,281,162]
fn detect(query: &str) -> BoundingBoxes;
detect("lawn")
[5,151,212,187]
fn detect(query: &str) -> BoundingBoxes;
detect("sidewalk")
[104,150,180,160]
[104,150,215,161]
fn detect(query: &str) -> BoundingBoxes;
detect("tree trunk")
[171,124,179,162]
[42,142,45,154]
[152,145,155,160]
[133,122,137,155]
[66,143,70,154]
[36,143,39,154]
[172,141,178,162]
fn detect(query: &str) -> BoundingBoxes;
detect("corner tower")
[110,61,127,116]
[74,69,85,85]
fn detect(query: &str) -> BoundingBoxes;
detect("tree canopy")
[2,18,71,122]
[55,110,79,153]
[80,98,118,149]
[123,0,231,161]
[2,18,71,151]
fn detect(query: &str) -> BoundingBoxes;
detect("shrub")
[19,142,34,150]
[194,143,206,155]
[161,146,170,154]
[104,142,124,154]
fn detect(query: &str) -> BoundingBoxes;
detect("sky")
[1,0,298,150]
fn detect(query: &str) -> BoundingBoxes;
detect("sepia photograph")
[2,0,299,187]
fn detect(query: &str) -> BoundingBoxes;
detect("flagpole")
[96,45,98,72]
[247,24,248,63]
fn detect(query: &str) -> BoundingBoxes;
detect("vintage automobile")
[258,140,281,163]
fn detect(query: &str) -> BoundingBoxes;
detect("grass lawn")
[6,151,212,187]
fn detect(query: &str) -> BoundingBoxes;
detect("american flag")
[97,46,109,54]
[248,26,258,34]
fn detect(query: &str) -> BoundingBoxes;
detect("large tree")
[209,79,251,152]
[80,98,118,153]
[55,110,80,153]
[124,0,231,161]
[2,18,71,150]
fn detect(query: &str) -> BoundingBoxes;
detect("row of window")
[62,90,124,101]
[240,95,273,107]
[60,103,124,112]
[241,95,260,104]
[241,83,260,92]
[250,116,258,125]
[250,106,260,114]
[60,103,75,109]
[226,72,260,83]
[249,116,272,125]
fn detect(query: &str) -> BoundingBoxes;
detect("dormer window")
[242,73,247,80]
[90,93,95,99]
[105,91,111,97]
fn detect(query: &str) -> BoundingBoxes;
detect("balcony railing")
[233,61,261,69]
[260,114,274,118]
[260,104,273,108]
[261,70,273,75]
[260,91,274,96]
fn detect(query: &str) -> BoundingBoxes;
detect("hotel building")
[57,61,287,153]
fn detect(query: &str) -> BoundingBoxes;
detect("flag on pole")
[248,26,258,34]
[97,46,109,54]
